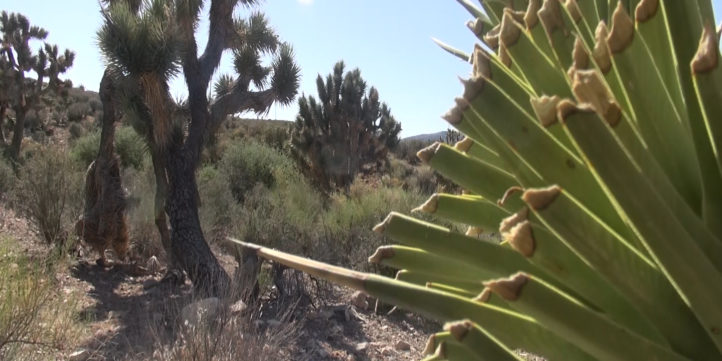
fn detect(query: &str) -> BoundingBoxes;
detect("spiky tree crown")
[0,11,74,107]
[96,0,300,147]
[291,61,401,189]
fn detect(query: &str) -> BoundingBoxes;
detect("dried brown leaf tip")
[472,44,492,79]
[372,213,393,233]
[499,207,528,234]
[570,36,589,72]
[416,142,441,164]
[412,194,439,214]
[368,246,394,264]
[505,220,536,257]
[692,25,719,74]
[500,8,524,47]
[445,320,474,341]
[539,0,565,36]
[524,0,542,29]
[454,136,474,153]
[593,22,612,73]
[522,185,561,211]
[474,287,493,303]
[571,69,622,127]
[635,0,659,23]
[442,98,470,125]
[484,272,529,301]
[556,99,596,125]
[531,95,563,127]
[564,0,582,23]
[607,1,634,54]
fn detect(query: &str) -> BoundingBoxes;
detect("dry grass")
[0,236,84,360]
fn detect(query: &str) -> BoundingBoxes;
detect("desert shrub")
[68,122,85,140]
[69,131,99,167]
[13,147,83,246]
[0,158,14,196]
[115,126,147,170]
[393,139,433,165]
[197,165,238,243]
[123,165,165,263]
[407,165,438,195]
[24,109,43,131]
[219,141,295,202]
[88,98,103,113]
[321,179,426,271]
[70,126,147,170]
[67,102,91,122]
[0,237,83,360]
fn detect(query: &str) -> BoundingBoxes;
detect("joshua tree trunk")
[8,104,25,162]
[165,146,230,297]
[148,145,182,282]
[76,70,130,265]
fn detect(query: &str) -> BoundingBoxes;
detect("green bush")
[70,126,147,170]
[69,130,99,168]
[67,102,91,122]
[219,141,295,202]
[13,147,83,246]
[68,122,85,140]
[115,126,147,170]
[197,165,238,243]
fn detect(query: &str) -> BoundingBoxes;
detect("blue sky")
[1,0,720,137]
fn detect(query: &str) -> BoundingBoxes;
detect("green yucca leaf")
[486,273,690,361]
[522,183,718,359]
[413,192,510,231]
[417,142,521,210]
[228,238,596,360]
[454,137,508,171]
[560,101,722,354]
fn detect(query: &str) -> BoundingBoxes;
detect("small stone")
[381,347,395,356]
[351,291,369,310]
[230,299,247,314]
[355,342,369,352]
[346,355,358,361]
[395,340,411,351]
[68,349,89,361]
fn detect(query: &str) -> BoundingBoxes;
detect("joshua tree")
[96,0,299,296]
[290,61,401,191]
[0,11,74,161]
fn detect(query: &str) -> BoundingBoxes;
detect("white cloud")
[298,0,313,5]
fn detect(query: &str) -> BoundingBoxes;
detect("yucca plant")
[231,0,722,359]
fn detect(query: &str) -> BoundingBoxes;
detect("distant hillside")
[402,131,445,143]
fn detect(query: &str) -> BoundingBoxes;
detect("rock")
[346,355,358,361]
[181,297,220,330]
[68,349,89,361]
[316,347,329,358]
[355,342,369,352]
[381,347,395,356]
[395,340,411,351]
[351,291,369,310]
[230,299,247,314]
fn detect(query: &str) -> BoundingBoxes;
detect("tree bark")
[165,148,230,297]
[8,105,25,162]
[76,70,130,264]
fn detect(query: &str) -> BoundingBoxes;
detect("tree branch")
[198,0,235,86]
[208,85,273,135]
